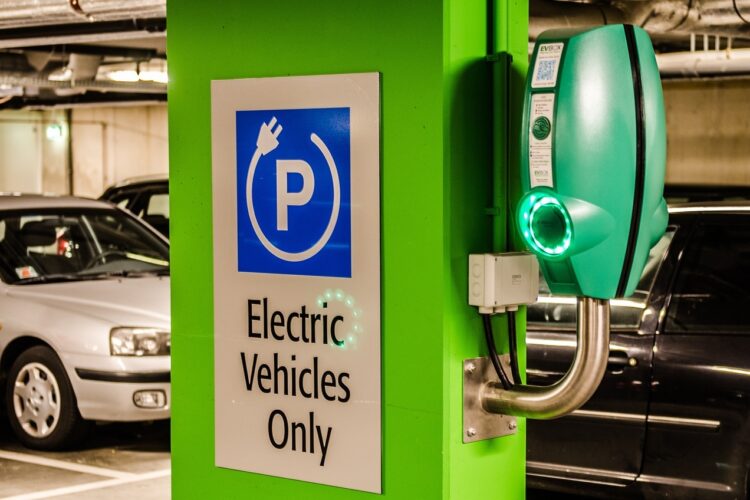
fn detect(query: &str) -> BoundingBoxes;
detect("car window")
[665,220,750,335]
[528,230,675,329]
[0,209,169,285]
[145,193,169,218]
[108,191,138,211]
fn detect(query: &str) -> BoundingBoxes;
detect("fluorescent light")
[104,69,167,84]
[138,70,168,84]
[106,70,140,82]
[48,67,72,82]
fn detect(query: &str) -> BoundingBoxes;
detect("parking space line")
[0,450,134,479]
[0,469,171,500]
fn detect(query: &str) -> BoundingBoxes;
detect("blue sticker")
[236,107,351,278]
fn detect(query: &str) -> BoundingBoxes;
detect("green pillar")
[168,1,528,498]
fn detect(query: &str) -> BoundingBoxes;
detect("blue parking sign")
[236,107,351,278]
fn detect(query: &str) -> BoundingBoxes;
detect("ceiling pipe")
[0,18,165,49]
[0,0,164,30]
[657,47,750,76]
[530,0,625,39]
[0,72,165,93]
[628,0,750,37]
[25,44,158,59]
[3,94,166,110]
[531,0,750,40]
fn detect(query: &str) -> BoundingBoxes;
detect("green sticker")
[532,116,551,141]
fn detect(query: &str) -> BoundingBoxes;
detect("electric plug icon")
[256,116,283,156]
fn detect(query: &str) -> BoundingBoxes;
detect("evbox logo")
[236,108,351,277]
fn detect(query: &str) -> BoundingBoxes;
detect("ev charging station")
[467,24,667,438]
[518,25,667,300]
[169,2,667,498]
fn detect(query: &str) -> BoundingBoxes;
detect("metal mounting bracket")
[463,355,517,443]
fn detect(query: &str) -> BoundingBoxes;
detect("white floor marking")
[0,469,171,500]
[0,450,133,479]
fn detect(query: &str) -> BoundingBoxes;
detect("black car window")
[109,192,138,211]
[528,230,674,329]
[137,189,170,238]
[665,220,750,335]
[145,193,169,218]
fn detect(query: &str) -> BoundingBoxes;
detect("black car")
[665,184,750,204]
[100,175,169,238]
[527,202,750,499]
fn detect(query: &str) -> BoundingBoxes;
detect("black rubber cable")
[507,310,523,385]
[482,314,513,390]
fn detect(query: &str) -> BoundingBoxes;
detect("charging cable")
[482,314,513,389]
[481,310,522,389]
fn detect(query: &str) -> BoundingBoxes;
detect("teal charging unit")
[517,24,668,299]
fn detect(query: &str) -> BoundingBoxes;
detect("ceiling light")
[106,70,140,82]
[48,67,72,82]
[138,70,168,84]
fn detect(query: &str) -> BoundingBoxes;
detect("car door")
[526,229,678,488]
[640,213,750,499]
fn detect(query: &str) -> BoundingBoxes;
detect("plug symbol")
[256,116,283,156]
[245,113,341,263]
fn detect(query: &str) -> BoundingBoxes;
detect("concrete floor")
[0,418,170,500]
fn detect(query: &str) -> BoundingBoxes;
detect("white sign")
[211,73,381,493]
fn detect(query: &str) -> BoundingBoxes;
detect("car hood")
[5,276,170,328]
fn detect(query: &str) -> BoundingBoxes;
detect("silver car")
[0,194,170,449]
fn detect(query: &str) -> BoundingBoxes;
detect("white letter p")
[276,159,315,231]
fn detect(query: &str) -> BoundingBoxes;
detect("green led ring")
[525,196,573,256]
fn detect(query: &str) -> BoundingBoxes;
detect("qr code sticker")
[536,60,557,83]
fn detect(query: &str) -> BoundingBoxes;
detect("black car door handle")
[608,351,636,371]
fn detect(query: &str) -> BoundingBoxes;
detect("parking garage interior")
[0,0,749,499]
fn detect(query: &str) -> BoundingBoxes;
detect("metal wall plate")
[463,356,517,443]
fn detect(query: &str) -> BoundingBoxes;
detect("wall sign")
[211,73,381,493]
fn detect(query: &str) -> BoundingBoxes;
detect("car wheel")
[5,346,88,449]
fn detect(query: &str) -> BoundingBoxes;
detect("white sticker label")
[15,266,38,280]
[529,93,555,188]
[531,43,564,89]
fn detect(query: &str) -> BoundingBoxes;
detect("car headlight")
[110,327,170,356]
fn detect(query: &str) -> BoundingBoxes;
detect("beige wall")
[664,78,750,186]
[0,103,168,199]
[41,110,69,194]
[71,104,168,197]
[0,110,67,194]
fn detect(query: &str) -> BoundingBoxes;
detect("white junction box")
[468,252,539,313]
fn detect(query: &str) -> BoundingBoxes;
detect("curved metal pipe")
[481,297,610,419]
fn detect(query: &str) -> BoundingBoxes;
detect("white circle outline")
[246,132,341,262]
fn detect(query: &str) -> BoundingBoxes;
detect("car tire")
[5,346,89,449]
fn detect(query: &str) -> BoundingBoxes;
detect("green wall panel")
[168,0,527,498]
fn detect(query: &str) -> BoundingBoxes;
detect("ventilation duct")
[0,72,165,93]
[0,0,165,30]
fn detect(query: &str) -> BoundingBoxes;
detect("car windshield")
[0,208,169,285]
